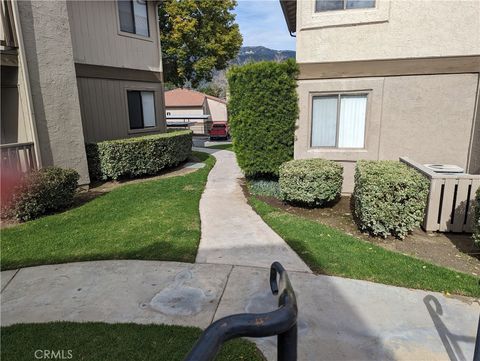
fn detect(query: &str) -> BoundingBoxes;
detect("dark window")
[127,91,156,130]
[315,0,375,12]
[118,0,149,37]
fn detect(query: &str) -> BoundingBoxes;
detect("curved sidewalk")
[2,260,478,361]
[195,148,311,272]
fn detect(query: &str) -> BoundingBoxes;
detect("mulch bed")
[252,192,480,277]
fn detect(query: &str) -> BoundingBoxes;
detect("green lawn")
[1,322,264,361]
[0,152,214,271]
[207,143,233,151]
[250,197,480,297]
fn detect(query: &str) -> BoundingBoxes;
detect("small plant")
[248,179,281,199]
[5,167,79,221]
[279,159,343,207]
[353,160,429,239]
[474,188,480,246]
[86,130,192,180]
[227,60,298,178]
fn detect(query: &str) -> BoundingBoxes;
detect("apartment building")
[1,0,166,186]
[280,0,480,192]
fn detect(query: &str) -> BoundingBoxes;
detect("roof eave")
[279,0,297,34]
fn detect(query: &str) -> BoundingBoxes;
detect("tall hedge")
[86,130,192,180]
[474,188,480,246]
[227,60,298,178]
[353,160,429,239]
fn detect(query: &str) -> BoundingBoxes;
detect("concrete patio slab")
[1,261,231,328]
[214,266,480,361]
[195,149,311,273]
[1,269,18,292]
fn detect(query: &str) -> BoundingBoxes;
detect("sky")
[233,0,296,51]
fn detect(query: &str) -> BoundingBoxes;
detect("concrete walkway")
[2,260,478,361]
[1,148,479,360]
[195,148,311,272]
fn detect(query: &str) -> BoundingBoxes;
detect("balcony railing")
[0,142,37,174]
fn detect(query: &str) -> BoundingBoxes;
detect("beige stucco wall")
[295,73,479,192]
[206,98,228,122]
[467,82,480,175]
[17,0,90,185]
[67,0,162,72]
[296,0,480,63]
[77,77,166,143]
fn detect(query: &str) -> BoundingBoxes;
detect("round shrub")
[5,167,79,221]
[279,159,343,207]
[227,60,298,178]
[353,160,429,239]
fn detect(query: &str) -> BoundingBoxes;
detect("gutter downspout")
[10,0,42,168]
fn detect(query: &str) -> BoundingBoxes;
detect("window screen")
[118,0,149,37]
[311,94,367,148]
[127,91,156,130]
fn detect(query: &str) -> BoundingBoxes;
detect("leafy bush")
[248,179,281,199]
[279,159,343,207]
[86,131,192,180]
[474,188,480,246]
[227,60,298,178]
[353,160,429,239]
[5,167,79,221]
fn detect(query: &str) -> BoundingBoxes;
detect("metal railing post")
[184,262,298,361]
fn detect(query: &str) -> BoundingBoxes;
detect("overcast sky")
[234,0,296,51]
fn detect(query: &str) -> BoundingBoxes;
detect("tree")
[159,0,242,88]
[197,83,223,98]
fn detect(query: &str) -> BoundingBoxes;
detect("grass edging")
[249,196,479,298]
[0,152,215,271]
[1,322,264,361]
[206,143,233,151]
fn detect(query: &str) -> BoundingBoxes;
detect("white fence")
[400,157,480,233]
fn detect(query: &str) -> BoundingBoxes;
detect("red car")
[209,122,229,140]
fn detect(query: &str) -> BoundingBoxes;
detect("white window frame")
[314,0,376,13]
[310,92,369,149]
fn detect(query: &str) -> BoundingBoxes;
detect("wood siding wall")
[67,0,161,71]
[77,77,166,143]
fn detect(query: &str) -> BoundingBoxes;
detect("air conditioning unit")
[424,164,465,174]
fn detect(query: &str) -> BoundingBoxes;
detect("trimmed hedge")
[474,188,480,246]
[86,131,192,180]
[279,159,343,207]
[227,60,298,178]
[353,160,429,239]
[5,167,79,221]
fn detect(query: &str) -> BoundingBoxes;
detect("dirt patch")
[249,189,480,276]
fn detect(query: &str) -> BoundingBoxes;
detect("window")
[127,91,156,130]
[311,94,367,148]
[118,0,149,37]
[315,0,375,12]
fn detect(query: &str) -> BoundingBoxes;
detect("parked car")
[209,122,229,140]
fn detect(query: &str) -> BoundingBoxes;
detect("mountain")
[235,46,296,64]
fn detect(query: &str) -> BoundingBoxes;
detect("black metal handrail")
[184,262,298,361]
